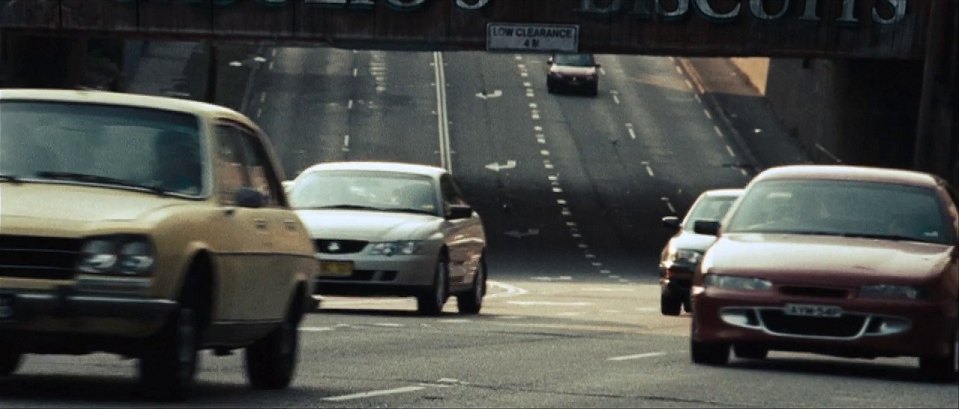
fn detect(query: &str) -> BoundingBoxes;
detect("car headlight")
[368,241,422,256]
[667,248,703,265]
[78,235,155,275]
[860,285,924,300]
[704,274,772,291]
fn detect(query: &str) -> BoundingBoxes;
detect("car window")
[725,180,954,245]
[290,170,437,215]
[234,126,284,207]
[0,100,204,196]
[683,195,739,230]
[440,174,468,207]
[214,125,253,206]
[553,53,595,66]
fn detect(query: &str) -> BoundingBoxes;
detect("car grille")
[314,239,368,254]
[779,286,849,299]
[0,235,81,280]
[759,310,866,338]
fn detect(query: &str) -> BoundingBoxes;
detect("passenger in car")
[155,130,201,194]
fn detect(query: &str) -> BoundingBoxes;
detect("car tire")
[417,254,449,316]
[0,345,22,376]
[918,328,958,382]
[245,295,301,390]
[457,255,487,315]
[138,296,199,401]
[588,84,598,97]
[682,296,693,313]
[660,287,682,316]
[691,339,729,366]
[547,79,555,94]
[733,344,768,360]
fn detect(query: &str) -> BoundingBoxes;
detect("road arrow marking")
[476,89,503,100]
[485,160,517,172]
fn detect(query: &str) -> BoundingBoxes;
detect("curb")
[675,57,764,177]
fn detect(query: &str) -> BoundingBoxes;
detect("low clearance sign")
[0,0,929,59]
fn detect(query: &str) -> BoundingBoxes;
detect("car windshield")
[289,171,438,215]
[683,195,739,230]
[724,180,954,245]
[0,101,204,196]
[553,53,595,67]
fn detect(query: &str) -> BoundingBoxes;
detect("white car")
[289,162,487,315]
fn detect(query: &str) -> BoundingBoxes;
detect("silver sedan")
[289,161,487,315]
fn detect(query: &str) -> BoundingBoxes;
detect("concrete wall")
[731,56,925,171]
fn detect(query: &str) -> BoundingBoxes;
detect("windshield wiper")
[383,208,436,216]
[838,232,922,242]
[35,171,170,196]
[302,204,384,211]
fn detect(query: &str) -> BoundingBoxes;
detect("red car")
[690,165,958,382]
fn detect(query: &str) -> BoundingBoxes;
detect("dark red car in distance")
[690,165,958,382]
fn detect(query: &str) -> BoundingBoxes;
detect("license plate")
[319,261,354,278]
[784,304,843,318]
[0,294,15,322]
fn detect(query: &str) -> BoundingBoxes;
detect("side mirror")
[447,204,473,220]
[235,187,266,209]
[547,57,554,65]
[693,220,721,236]
[662,216,681,229]
[595,63,602,68]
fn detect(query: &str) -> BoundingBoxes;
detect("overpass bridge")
[1,0,955,183]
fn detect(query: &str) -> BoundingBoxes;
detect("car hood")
[706,233,955,284]
[551,65,596,76]
[669,230,719,252]
[295,209,439,241]
[0,183,182,227]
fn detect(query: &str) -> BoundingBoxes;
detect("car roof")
[700,188,744,198]
[299,161,448,178]
[754,165,941,189]
[0,88,253,125]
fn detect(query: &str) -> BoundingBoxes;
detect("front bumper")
[692,287,955,358]
[0,289,175,338]
[314,253,437,297]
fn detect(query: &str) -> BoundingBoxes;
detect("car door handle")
[284,220,298,231]
[254,219,268,230]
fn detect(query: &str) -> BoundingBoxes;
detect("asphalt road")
[1,48,956,408]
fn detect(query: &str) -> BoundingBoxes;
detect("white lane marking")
[534,125,543,132]
[323,386,426,402]
[269,61,275,71]
[353,68,358,77]
[613,95,620,104]
[571,233,582,238]
[585,254,596,259]
[561,208,572,216]
[608,352,667,362]
[685,80,694,89]
[557,199,567,205]
[645,165,655,177]
[704,109,713,120]
[515,55,523,60]
[540,150,550,156]
[523,82,532,87]
[600,67,606,76]
[552,187,563,193]
[591,262,602,267]
[694,94,702,103]
[531,111,540,120]
[726,145,737,157]
[662,197,677,214]
[668,56,675,62]
[599,270,611,274]
[373,323,404,328]
[486,280,529,299]
[675,66,683,75]
[579,243,589,249]
[713,125,724,138]
[741,168,749,177]
[545,163,554,169]
[529,103,538,109]
[583,287,634,292]
[348,99,354,110]
[433,52,453,172]
[626,123,636,139]
[259,92,266,103]
[567,221,577,227]
[508,301,592,306]
[518,63,526,69]
[256,107,262,118]
[537,139,546,144]
[521,72,529,78]
[271,49,277,57]
[299,326,335,332]
[609,275,620,279]
[343,135,350,150]
[439,319,472,324]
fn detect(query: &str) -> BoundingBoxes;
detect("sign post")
[486,23,578,53]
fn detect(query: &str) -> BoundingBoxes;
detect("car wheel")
[918,327,958,382]
[682,296,693,313]
[245,295,301,389]
[660,287,682,316]
[546,79,554,94]
[733,344,768,360]
[457,255,487,315]
[588,84,598,97]
[417,254,449,316]
[691,338,730,366]
[139,300,199,401]
[0,344,22,376]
